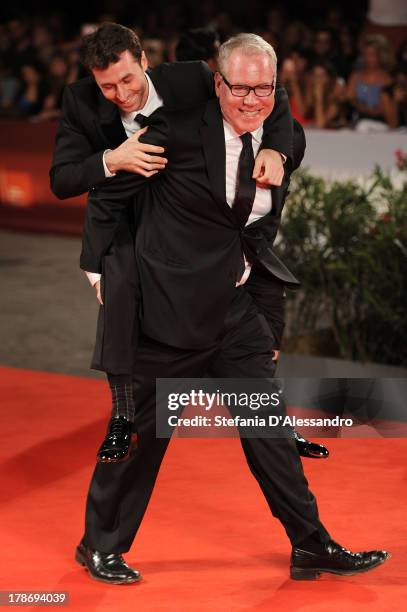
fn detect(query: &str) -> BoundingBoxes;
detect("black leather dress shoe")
[290,539,390,580]
[97,416,136,463]
[75,543,141,584]
[294,430,329,459]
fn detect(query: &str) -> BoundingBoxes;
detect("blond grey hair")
[218,33,277,85]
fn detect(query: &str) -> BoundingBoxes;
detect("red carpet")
[0,366,405,611]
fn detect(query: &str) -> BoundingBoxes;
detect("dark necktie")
[135,113,148,128]
[233,132,256,228]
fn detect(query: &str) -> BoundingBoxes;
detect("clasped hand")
[104,127,168,177]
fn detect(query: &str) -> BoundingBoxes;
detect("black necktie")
[233,132,256,228]
[135,113,148,128]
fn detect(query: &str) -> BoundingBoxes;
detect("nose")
[116,85,128,102]
[243,89,258,105]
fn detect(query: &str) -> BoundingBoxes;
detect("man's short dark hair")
[80,22,143,71]
[176,29,219,62]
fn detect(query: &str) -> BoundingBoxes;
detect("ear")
[140,51,148,71]
[214,71,222,98]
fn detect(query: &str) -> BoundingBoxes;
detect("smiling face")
[215,50,275,134]
[92,49,149,112]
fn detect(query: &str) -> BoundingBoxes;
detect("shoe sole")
[303,453,329,459]
[290,552,391,580]
[75,549,142,585]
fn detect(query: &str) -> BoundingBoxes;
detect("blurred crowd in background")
[1,0,406,131]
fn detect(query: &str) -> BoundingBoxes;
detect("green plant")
[274,168,407,365]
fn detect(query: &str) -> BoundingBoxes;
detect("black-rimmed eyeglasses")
[220,74,275,97]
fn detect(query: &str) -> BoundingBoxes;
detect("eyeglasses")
[220,74,275,97]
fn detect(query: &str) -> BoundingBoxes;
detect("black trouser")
[83,288,330,553]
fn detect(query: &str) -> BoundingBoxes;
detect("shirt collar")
[120,73,163,122]
[222,119,263,144]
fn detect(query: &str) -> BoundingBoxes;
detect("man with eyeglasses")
[51,22,326,464]
[76,33,389,585]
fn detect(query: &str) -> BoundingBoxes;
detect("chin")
[119,104,137,112]
[237,119,262,133]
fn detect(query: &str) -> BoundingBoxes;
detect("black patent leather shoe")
[97,416,136,463]
[75,543,141,584]
[294,430,329,459]
[290,539,390,580]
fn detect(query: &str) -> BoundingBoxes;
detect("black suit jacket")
[49,61,296,372]
[50,61,293,199]
[81,100,303,351]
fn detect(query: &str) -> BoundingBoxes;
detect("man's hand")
[253,149,284,186]
[272,350,280,361]
[105,127,168,177]
[94,280,103,305]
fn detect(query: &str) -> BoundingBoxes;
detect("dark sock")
[107,373,135,422]
[296,531,327,554]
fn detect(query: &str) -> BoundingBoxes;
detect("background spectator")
[311,26,349,80]
[279,21,312,59]
[398,39,407,65]
[280,48,312,125]
[175,28,220,71]
[0,59,21,114]
[143,39,165,68]
[306,61,347,129]
[17,61,48,117]
[33,52,70,121]
[347,34,394,132]
[382,65,407,129]
[364,0,407,54]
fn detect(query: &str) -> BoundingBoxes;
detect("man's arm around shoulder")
[50,82,108,199]
[80,109,171,274]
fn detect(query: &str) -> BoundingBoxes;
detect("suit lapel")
[200,99,235,222]
[97,91,127,148]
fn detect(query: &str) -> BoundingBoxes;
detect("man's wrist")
[103,149,117,177]
[85,271,101,286]
[263,149,286,164]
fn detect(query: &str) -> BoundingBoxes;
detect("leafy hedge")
[274,168,407,366]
